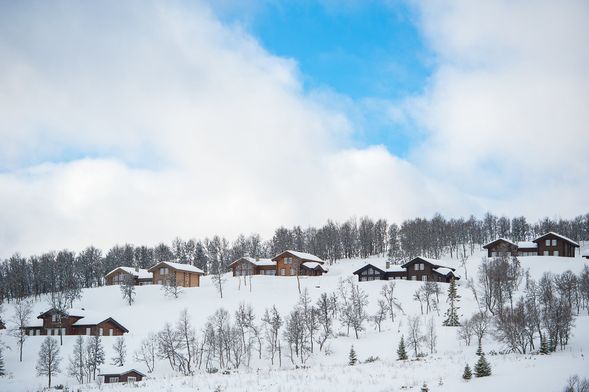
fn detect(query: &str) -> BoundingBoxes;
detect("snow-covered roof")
[273,250,324,263]
[25,318,43,328]
[106,266,153,279]
[533,232,580,247]
[301,261,328,272]
[517,241,537,249]
[98,367,146,377]
[228,257,275,268]
[435,267,457,276]
[149,260,204,274]
[353,261,405,274]
[482,238,517,248]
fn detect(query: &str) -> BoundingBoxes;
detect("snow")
[106,267,153,280]
[276,250,324,263]
[301,261,326,271]
[150,261,204,274]
[434,267,456,277]
[1,251,588,392]
[98,367,145,376]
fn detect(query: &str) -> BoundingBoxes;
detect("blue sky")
[213,1,433,156]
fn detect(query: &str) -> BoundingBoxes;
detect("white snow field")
[1,252,588,391]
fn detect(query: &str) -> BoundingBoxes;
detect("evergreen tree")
[120,275,136,306]
[462,364,472,380]
[442,278,460,326]
[0,347,5,376]
[348,345,358,366]
[476,341,483,356]
[474,353,492,377]
[540,336,549,355]
[397,336,408,360]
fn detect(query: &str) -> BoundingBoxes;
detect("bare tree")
[381,281,404,322]
[457,317,473,346]
[10,299,32,362]
[471,312,490,346]
[120,274,136,305]
[426,316,437,354]
[262,306,282,365]
[134,333,157,373]
[48,291,69,346]
[67,335,85,384]
[111,337,127,367]
[176,309,197,375]
[162,273,182,299]
[372,299,388,332]
[406,316,425,357]
[85,335,105,381]
[315,293,333,351]
[36,336,61,388]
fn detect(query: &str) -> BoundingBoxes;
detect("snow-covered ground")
[1,252,588,391]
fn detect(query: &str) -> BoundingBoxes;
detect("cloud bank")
[0,1,587,257]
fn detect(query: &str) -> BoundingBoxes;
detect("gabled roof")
[98,368,146,377]
[73,316,129,332]
[533,232,580,247]
[105,266,153,280]
[148,260,204,274]
[401,256,456,272]
[228,256,275,268]
[272,250,324,263]
[37,308,85,319]
[482,238,518,249]
[352,261,405,275]
[300,261,328,272]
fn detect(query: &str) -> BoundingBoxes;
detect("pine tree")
[476,341,483,356]
[397,336,408,360]
[0,347,5,376]
[442,278,460,327]
[474,353,492,377]
[348,345,358,366]
[540,336,549,355]
[462,364,472,380]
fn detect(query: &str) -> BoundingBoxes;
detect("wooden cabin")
[483,238,518,257]
[148,260,204,287]
[99,368,146,383]
[229,256,276,276]
[23,308,128,336]
[105,266,153,286]
[353,257,458,283]
[484,231,579,258]
[272,250,327,277]
[533,232,579,257]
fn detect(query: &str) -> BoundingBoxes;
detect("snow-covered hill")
[1,252,588,391]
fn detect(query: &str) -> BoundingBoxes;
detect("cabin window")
[29,329,34,336]
[411,276,417,281]
[51,314,58,323]
[36,330,41,336]
[109,377,119,383]
[554,251,559,256]
[284,257,292,265]
[290,268,295,276]
[545,239,550,246]
[160,267,168,275]
[552,239,557,246]
[422,276,427,282]
[128,376,136,382]
[61,328,66,336]
[544,251,549,256]
[99,328,103,336]
[280,268,286,276]
[86,328,91,335]
[109,329,114,336]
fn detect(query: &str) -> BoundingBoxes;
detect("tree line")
[1,212,587,303]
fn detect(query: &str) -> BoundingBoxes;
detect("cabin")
[229,256,276,276]
[22,308,128,336]
[148,260,204,287]
[99,368,146,384]
[105,266,153,286]
[272,250,327,276]
[484,231,579,258]
[533,232,579,257]
[353,257,459,283]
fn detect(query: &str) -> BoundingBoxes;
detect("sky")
[0,0,588,257]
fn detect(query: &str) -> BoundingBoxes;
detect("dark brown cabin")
[229,257,276,276]
[99,369,146,383]
[105,266,153,286]
[22,308,128,336]
[533,232,579,257]
[482,238,518,257]
[353,257,458,283]
[272,250,327,277]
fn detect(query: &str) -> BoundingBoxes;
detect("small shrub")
[364,356,380,363]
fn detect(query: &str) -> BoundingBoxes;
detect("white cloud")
[0,1,586,257]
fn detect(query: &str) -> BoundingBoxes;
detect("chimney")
[386,261,390,269]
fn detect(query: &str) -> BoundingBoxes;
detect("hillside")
[1,252,588,391]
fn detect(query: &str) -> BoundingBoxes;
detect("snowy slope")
[0,252,587,391]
